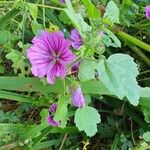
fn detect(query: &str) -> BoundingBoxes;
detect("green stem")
[42,0,46,28]
[0,1,14,4]
[27,3,64,11]
[128,46,150,66]
[116,30,150,53]
[139,70,150,76]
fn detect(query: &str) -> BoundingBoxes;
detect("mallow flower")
[71,86,85,108]
[47,103,60,127]
[145,6,150,20]
[27,30,76,84]
[70,29,83,50]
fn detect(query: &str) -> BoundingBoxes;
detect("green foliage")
[26,3,38,20]
[64,0,92,37]
[0,30,20,45]
[79,59,97,81]
[143,131,150,142]
[81,0,100,19]
[6,49,28,76]
[120,134,133,150]
[31,20,43,35]
[0,0,150,149]
[54,95,70,128]
[103,28,121,48]
[0,57,4,74]
[40,109,49,125]
[0,111,19,123]
[58,11,72,25]
[97,54,140,106]
[104,1,120,24]
[75,106,101,136]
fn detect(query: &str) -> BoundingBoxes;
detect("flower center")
[51,50,61,64]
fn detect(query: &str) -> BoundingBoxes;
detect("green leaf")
[27,3,38,20]
[0,65,4,74]
[81,0,100,19]
[64,0,92,37]
[111,134,119,150]
[139,87,150,123]
[0,90,32,103]
[0,9,20,30]
[31,20,43,35]
[79,59,97,81]
[139,87,150,105]
[58,11,71,25]
[6,49,27,75]
[103,28,121,48]
[0,30,20,44]
[6,49,22,62]
[75,106,101,137]
[143,107,150,123]
[33,140,60,150]
[143,131,150,142]
[97,54,140,106]
[104,1,120,24]
[54,95,69,128]
[40,109,49,125]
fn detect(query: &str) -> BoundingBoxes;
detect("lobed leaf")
[75,106,101,136]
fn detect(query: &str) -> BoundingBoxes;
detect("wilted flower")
[71,61,81,77]
[27,30,76,84]
[47,116,60,127]
[47,103,61,127]
[60,0,65,3]
[99,30,105,37]
[70,29,83,49]
[71,86,85,108]
[49,103,57,114]
[145,6,150,20]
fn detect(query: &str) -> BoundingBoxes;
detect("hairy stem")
[128,46,150,66]
[116,30,150,53]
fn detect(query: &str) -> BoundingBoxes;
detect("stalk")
[116,30,150,53]
[128,46,150,66]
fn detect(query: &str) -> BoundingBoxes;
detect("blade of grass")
[0,90,31,103]
[32,139,60,150]
[0,8,20,29]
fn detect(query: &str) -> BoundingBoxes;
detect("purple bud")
[47,116,61,127]
[71,86,85,108]
[70,29,83,50]
[145,6,150,20]
[49,103,58,114]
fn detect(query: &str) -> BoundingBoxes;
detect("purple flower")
[27,30,76,84]
[60,0,65,3]
[70,29,83,50]
[47,116,60,127]
[145,6,150,20]
[47,103,61,127]
[71,86,85,108]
